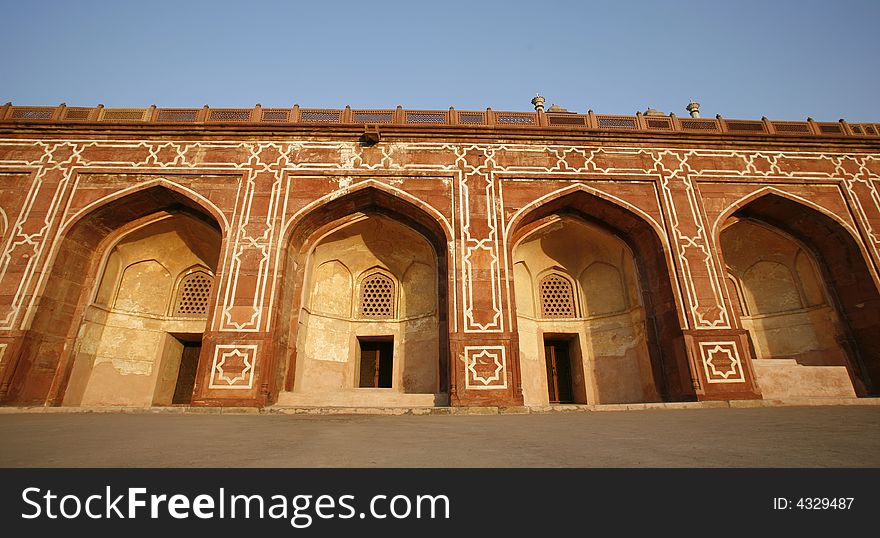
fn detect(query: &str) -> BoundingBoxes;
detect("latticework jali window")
[540,274,576,318]
[359,273,395,319]
[173,271,213,317]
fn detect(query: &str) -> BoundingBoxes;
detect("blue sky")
[2,0,878,121]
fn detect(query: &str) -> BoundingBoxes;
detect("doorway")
[544,338,574,403]
[172,342,201,404]
[358,338,394,388]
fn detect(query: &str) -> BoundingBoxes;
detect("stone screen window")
[358,273,395,319]
[540,273,577,318]
[173,271,213,317]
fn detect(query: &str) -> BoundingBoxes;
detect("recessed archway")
[271,186,450,407]
[4,185,224,406]
[514,216,662,404]
[63,213,221,406]
[509,189,693,404]
[718,193,880,397]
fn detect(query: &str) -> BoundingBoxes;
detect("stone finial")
[531,94,546,113]
[686,99,701,118]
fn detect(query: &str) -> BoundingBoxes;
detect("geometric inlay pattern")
[457,145,505,334]
[358,273,395,319]
[698,341,745,383]
[208,344,257,389]
[540,273,576,318]
[174,271,214,317]
[464,345,507,389]
[1,135,877,350]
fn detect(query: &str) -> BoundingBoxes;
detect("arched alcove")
[720,201,880,398]
[63,214,221,406]
[4,185,223,406]
[513,215,661,405]
[507,188,692,404]
[272,186,450,407]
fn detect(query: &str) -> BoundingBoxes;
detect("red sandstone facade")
[0,102,878,408]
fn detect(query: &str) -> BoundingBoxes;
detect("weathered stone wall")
[722,219,856,398]
[64,214,220,406]
[280,214,440,406]
[0,119,877,407]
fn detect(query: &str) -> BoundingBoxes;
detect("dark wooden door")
[359,340,393,388]
[545,340,573,404]
[359,346,380,387]
[172,343,200,404]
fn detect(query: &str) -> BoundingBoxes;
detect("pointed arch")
[114,259,173,315]
[60,177,229,237]
[712,187,861,247]
[507,190,694,402]
[4,183,224,406]
[280,179,452,247]
[506,184,683,323]
[741,260,802,314]
[269,184,451,404]
[505,182,667,242]
[717,190,880,396]
[513,261,535,318]
[269,183,451,329]
[84,212,219,308]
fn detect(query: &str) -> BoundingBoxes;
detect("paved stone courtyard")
[1,405,878,467]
